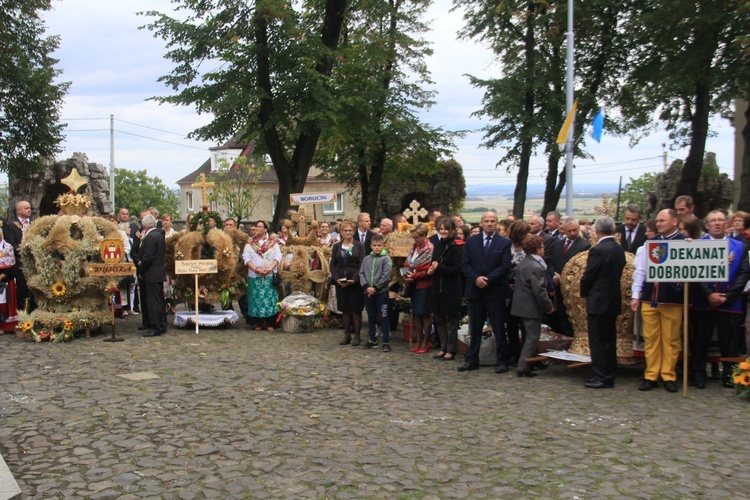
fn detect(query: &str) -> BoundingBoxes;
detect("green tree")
[114,168,180,218]
[315,0,456,215]
[142,0,348,229]
[622,0,750,206]
[619,172,656,218]
[0,182,9,216]
[207,156,269,225]
[457,0,638,218]
[0,0,69,175]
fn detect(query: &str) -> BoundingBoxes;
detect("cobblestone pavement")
[1,314,749,499]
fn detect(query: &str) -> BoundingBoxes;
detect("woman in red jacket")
[404,223,434,354]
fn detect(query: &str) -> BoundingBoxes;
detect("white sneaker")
[121,311,128,317]
[130,310,139,315]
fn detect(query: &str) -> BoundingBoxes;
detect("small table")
[173,310,239,328]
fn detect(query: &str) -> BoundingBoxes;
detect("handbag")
[400,281,415,299]
[272,272,282,286]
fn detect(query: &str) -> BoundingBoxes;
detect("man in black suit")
[4,200,33,311]
[580,216,626,388]
[356,212,374,255]
[459,211,512,373]
[550,217,591,336]
[615,204,647,253]
[544,211,563,240]
[136,214,167,337]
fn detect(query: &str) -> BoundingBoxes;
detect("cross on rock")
[403,200,428,225]
[289,206,311,237]
[192,173,215,212]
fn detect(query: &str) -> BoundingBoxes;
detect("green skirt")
[247,276,279,318]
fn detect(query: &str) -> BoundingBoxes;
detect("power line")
[115,130,207,150]
[115,118,188,137]
[64,129,109,132]
[61,117,109,121]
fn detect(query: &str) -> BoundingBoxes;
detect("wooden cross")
[288,206,311,237]
[192,173,215,212]
[403,199,428,225]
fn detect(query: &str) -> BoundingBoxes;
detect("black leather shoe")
[339,338,351,346]
[141,331,162,337]
[691,377,706,389]
[457,363,479,372]
[638,379,658,391]
[664,381,678,393]
[517,371,538,378]
[494,365,509,374]
[138,326,149,331]
[584,379,614,389]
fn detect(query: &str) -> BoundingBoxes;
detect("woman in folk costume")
[243,220,282,331]
[0,227,18,332]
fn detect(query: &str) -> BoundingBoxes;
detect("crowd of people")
[3,195,750,391]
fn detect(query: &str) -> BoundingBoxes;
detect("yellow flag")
[556,98,579,148]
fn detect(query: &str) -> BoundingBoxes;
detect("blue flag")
[591,109,605,143]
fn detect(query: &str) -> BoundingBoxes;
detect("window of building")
[186,191,193,212]
[323,193,344,215]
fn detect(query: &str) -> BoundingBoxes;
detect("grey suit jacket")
[511,255,554,319]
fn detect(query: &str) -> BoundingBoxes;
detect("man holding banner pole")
[689,211,750,389]
[630,209,685,393]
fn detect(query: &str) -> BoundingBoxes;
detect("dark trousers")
[434,312,459,355]
[555,286,574,337]
[587,313,618,383]
[365,292,390,343]
[504,297,521,363]
[690,309,742,382]
[141,282,166,334]
[466,294,508,366]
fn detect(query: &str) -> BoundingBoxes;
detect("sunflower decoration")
[51,282,67,297]
[21,321,34,332]
[63,320,74,331]
[731,357,750,401]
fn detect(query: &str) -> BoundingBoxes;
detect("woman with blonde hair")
[330,219,366,345]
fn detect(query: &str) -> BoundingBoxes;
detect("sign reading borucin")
[646,239,729,283]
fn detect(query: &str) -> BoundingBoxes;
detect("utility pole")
[564,0,575,216]
[110,114,115,212]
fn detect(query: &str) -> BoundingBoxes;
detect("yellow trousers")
[640,302,683,382]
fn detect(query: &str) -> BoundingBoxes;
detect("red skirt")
[0,279,18,331]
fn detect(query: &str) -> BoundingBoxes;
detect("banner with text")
[646,239,729,283]
[289,192,336,205]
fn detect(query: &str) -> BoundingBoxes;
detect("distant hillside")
[466,183,618,198]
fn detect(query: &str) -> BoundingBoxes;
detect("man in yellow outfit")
[630,209,685,393]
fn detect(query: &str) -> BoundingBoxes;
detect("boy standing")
[359,234,393,351]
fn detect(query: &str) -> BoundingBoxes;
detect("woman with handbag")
[243,220,282,331]
[405,223,434,354]
[0,228,18,332]
[330,220,365,345]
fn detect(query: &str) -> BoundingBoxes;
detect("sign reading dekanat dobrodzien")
[646,239,730,283]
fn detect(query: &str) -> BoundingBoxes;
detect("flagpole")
[564,0,575,217]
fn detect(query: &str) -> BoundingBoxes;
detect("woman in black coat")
[428,219,465,361]
[330,220,366,345]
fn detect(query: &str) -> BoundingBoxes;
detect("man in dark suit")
[136,214,167,337]
[356,212,375,255]
[550,217,591,336]
[615,204,647,253]
[4,200,33,311]
[544,211,563,240]
[459,211,512,373]
[580,216,626,388]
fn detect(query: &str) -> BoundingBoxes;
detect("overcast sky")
[38,0,736,195]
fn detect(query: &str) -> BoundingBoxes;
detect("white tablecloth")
[173,310,239,327]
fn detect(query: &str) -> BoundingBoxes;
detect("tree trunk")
[674,83,710,213]
[513,0,536,220]
[541,151,565,217]
[737,102,750,211]
[256,0,347,229]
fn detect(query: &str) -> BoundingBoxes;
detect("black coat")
[138,228,166,283]
[580,237,626,316]
[615,223,648,253]
[549,236,590,276]
[431,238,465,315]
[330,240,365,282]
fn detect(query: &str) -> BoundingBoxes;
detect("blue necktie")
[484,235,492,254]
